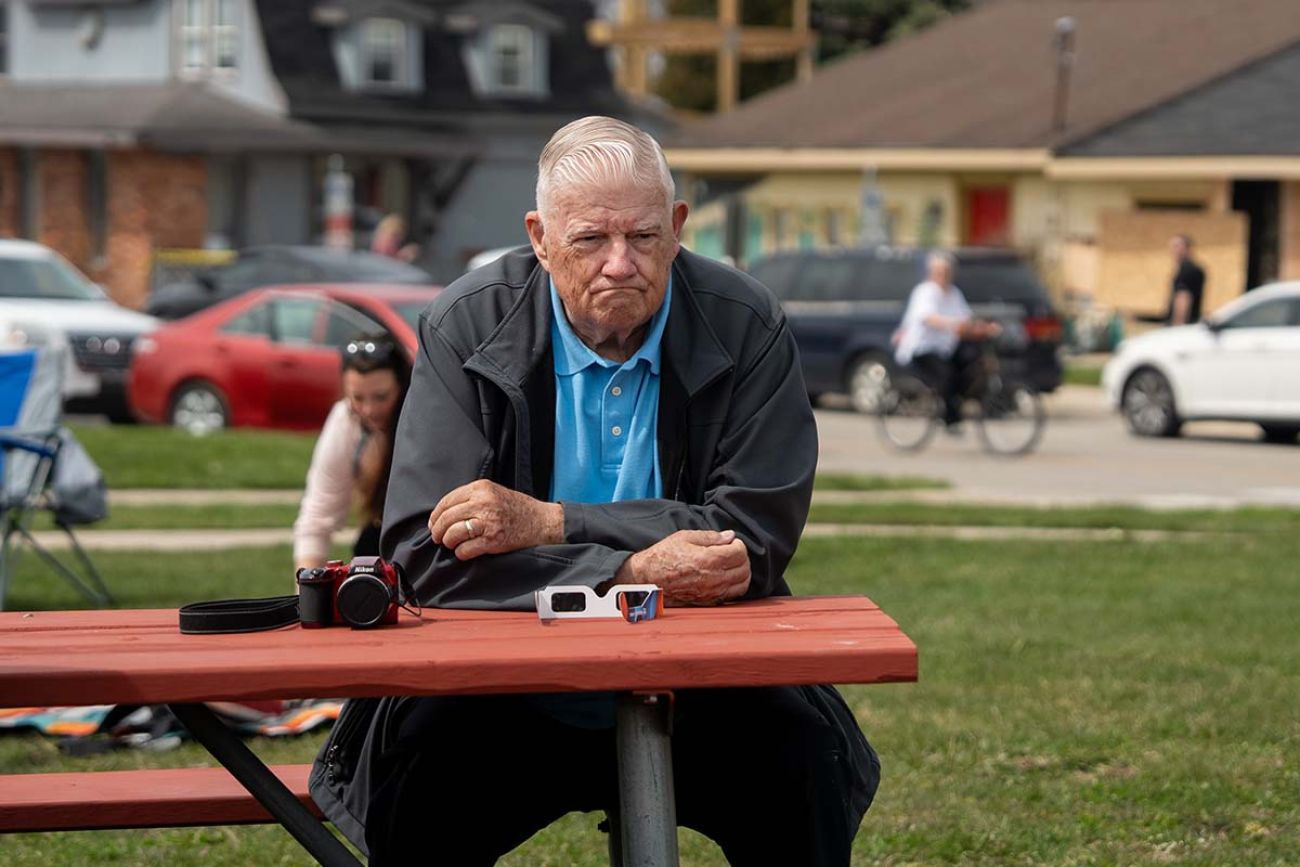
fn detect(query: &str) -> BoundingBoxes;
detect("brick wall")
[0,148,208,308]
[38,150,93,268]
[94,151,208,309]
[0,149,18,237]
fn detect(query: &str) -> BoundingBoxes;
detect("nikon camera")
[296,556,401,629]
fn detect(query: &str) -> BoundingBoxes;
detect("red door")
[965,187,1011,247]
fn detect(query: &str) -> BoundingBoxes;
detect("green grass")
[1063,361,1104,387]
[809,501,1300,534]
[70,424,316,490]
[29,503,305,532]
[813,472,950,492]
[5,523,1300,864]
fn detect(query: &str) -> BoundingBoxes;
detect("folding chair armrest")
[0,431,60,460]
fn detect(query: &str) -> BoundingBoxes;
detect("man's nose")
[602,237,637,279]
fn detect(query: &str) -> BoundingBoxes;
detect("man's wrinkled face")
[526,178,687,351]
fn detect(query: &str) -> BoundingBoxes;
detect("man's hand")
[615,529,751,606]
[429,480,564,561]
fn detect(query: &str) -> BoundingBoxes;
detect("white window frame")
[486,24,543,96]
[176,0,239,78]
[360,17,409,89]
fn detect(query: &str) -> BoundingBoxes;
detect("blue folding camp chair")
[0,347,113,610]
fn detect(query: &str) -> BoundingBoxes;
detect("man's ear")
[671,200,689,239]
[525,211,551,271]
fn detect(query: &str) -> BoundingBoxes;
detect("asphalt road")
[815,386,1300,508]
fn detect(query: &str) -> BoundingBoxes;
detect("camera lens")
[337,574,393,628]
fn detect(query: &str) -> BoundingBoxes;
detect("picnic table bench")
[0,596,917,865]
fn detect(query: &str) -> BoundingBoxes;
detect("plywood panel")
[1094,209,1247,318]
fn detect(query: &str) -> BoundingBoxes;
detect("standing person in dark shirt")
[1167,234,1206,325]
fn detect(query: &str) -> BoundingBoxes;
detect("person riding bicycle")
[893,251,1000,430]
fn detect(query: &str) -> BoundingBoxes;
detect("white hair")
[927,250,956,270]
[535,116,674,220]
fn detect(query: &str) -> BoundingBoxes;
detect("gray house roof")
[0,82,476,155]
[672,0,1300,153]
[1062,42,1300,156]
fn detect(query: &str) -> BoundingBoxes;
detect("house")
[0,0,652,305]
[666,0,1300,319]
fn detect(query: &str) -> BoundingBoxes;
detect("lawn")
[807,501,1300,535]
[4,524,1298,864]
[70,423,316,490]
[1063,360,1105,388]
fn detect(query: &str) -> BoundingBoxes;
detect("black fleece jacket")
[381,246,818,608]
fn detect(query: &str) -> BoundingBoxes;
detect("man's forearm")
[1171,289,1191,324]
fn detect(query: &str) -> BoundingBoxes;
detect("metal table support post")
[169,703,361,867]
[615,692,679,867]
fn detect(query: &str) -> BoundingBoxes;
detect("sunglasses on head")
[343,338,398,365]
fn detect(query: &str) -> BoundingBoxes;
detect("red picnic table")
[0,595,917,866]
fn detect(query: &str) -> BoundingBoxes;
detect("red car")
[129,284,441,432]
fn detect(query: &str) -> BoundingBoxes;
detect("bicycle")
[875,337,1046,456]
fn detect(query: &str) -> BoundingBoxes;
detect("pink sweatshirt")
[293,401,363,564]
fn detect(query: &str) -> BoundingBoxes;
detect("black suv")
[748,247,1064,412]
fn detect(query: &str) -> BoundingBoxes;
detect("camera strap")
[178,595,301,635]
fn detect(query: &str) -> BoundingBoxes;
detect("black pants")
[912,344,980,426]
[365,688,877,866]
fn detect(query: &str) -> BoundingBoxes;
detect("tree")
[649,0,974,111]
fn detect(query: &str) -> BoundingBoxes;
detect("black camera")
[296,556,402,629]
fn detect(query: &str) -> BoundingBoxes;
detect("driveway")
[815,386,1300,508]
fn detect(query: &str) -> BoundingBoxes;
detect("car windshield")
[955,260,1048,304]
[0,256,102,301]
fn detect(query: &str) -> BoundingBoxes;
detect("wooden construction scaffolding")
[587,0,816,113]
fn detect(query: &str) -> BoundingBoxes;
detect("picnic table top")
[0,595,917,706]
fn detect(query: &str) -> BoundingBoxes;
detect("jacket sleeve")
[561,323,816,599]
[381,315,631,611]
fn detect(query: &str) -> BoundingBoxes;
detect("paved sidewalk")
[110,489,303,506]
[30,522,1209,552]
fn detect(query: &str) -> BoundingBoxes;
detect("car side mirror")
[1204,318,1224,334]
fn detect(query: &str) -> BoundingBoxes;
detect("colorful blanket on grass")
[0,700,342,751]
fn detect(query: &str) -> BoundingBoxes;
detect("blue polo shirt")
[549,279,670,505]
[541,279,670,729]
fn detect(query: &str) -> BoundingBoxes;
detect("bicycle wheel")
[876,373,941,451]
[975,377,1045,455]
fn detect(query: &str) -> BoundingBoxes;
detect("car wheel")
[1122,368,1181,437]
[1260,424,1300,444]
[847,354,893,415]
[170,382,230,435]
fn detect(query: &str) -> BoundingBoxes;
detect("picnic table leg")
[169,703,362,867]
[615,692,679,867]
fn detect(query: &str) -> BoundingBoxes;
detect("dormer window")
[177,0,239,76]
[361,18,406,86]
[487,24,538,93]
[329,12,424,93]
[463,22,548,98]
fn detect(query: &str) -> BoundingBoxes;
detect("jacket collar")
[468,253,733,398]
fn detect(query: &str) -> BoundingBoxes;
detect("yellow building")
[667,0,1300,320]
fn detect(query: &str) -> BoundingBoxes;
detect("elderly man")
[309,117,878,865]
[894,251,997,429]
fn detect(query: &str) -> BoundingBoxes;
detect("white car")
[1102,282,1300,442]
[0,239,161,421]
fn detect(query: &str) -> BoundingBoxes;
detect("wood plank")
[0,596,918,706]
[0,765,319,833]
